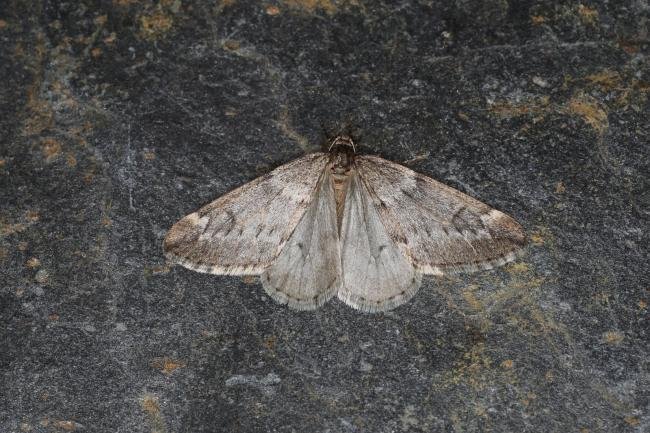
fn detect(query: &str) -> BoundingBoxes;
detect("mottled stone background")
[1,1,648,432]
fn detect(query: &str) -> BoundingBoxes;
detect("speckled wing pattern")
[164,153,329,275]
[355,156,526,275]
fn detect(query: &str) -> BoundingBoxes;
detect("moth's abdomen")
[331,170,352,232]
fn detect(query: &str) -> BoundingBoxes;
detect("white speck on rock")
[35,269,49,284]
[225,373,280,395]
[359,360,373,372]
[532,76,549,88]
[226,372,280,386]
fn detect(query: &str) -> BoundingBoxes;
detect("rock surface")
[1,1,648,432]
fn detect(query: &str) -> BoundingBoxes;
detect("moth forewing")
[163,153,330,275]
[355,155,526,275]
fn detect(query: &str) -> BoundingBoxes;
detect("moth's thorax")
[328,136,356,173]
[330,151,355,174]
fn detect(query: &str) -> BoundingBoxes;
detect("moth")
[164,136,526,312]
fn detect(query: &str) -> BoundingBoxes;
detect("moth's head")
[328,135,356,153]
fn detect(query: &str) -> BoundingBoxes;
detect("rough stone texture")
[1,1,648,432]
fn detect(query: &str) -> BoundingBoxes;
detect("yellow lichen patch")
[509,275,546,291]
[26,257,41,268]
[242,275,257,285]
[506,262,530,274]
[0,19,7,29]
[149,264,171,275]
[489,96,551,118]
[113,0,138,6]
[461,285,483,311]
[616,79,650,108]
[473,403,488,418]
[263,335,277,350]
[445,342,493,390]
[91,47,102,58]
[53,420,79,431]
[150,357,185,375]
[624,416,640,426]
[266,5,281,15]
[104,32,117,45]
[585,70,622,91]
[639,299,647,310]
[565,95,608,135]
[0,159,6,168]
[577,4,598,25]
[635,80,650,93]
[528,307,566,339]
[528,226,552,246]
[41,137,62,161]
[94,14,108,26]
[555,181,566,194]
[223,39,240,51]
[618,38,640,54]
[48,313,60,321]
[143,150,156,160]
[282,0,337,14]
[0,221,26,236]
[140,10,174,40]
[531,15,546,25]
[26,210,40,222]
[83,170,95,184]
[141,394,167,433]
[500,359,514,369]
[603,331,624,345]
[23,92,54,136]
[521,392,537,407]
[485,271,567,344]
[593,291,610,307]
